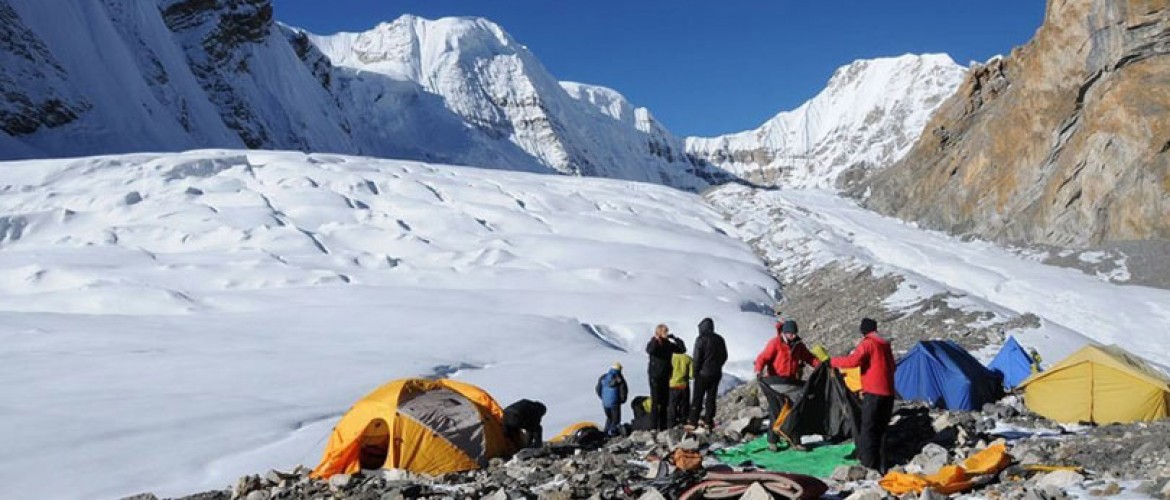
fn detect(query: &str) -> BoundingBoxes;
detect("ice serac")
[686,54,966,189]
[861,0,1170,247]
[308,16,729,189]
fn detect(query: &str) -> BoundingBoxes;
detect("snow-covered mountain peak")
[687,53,966,189]
[321,15,523,78]
[0,3,722,189]
[310,15,725,189]
[560,81,636,123]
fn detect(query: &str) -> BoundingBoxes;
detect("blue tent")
[895,340,1004,410]
[987,336,1036,389]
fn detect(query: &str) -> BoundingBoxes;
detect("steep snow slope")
[688,54,966,188]
[708,184,1170,371]
[0,151,777,499]
[307,15,724,189]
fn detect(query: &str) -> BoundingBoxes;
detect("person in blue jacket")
[596,362,629,436]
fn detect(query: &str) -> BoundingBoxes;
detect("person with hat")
[830,317,895,472]
[646,324,687,431]
[596,362,629,436]
[755,319,820,381]
[688,317,728,428]
[754,319,820,450]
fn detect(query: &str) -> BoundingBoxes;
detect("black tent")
[774,364,861,445]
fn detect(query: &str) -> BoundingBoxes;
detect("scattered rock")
[845,488,885,500]
[637,489,667,500]
[1036,470,1084,489]
[233,475,262,499]
[1089,482,1122,496]
[741,482,773,500]
[920,487,945,500]
[911,443,950,475]
[327,473,352,490]
[831,465,871,482]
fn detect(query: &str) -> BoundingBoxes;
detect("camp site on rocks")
[3,0,1170,499]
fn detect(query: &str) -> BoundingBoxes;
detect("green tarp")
[713,437,858,478]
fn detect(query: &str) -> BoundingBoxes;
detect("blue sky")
[274,1,1045,137]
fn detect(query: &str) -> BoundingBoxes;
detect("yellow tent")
[1019,345,1170,424]
[550,422,600,443]
[311,378,514,479]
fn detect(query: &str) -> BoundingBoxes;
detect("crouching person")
[503,399,547,449]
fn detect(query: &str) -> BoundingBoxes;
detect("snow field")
[0,150,778,499]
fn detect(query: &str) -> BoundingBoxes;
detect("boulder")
[920,487,945,500]
[845,488,885,500]
[741,482,773,500]
[1036,470,1085,490]
[233,475,262,499]
[483,489,509,500]
[831,465,872,482]
[911,443,950,475]
[327,473,352,490]
[638,489,667,500]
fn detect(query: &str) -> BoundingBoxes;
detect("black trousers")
[603,405,622,436]
[689,373,721,426]
[668,386,690,427]
[858,394,894,471]
[649,375,671,431]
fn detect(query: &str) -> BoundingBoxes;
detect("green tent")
[713,437,857,478]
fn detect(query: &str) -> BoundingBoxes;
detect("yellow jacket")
[670,353,694,388]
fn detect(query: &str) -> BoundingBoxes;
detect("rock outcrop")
[861,0,1170,247]
[0,0,90,136]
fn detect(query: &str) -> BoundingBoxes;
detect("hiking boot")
[791,443,808,452]
[767,442,780,452]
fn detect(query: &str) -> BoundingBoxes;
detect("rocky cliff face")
[686,54,966,189]
[0,1,90,137]
[159,0,355,151]
[861,0,1170,247]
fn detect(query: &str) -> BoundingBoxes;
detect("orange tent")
[311,378,514,478]
[879,443,1011,495]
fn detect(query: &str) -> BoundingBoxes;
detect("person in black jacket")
[645,324,686,431]
[688,317,728,427]
[503,399,547,449]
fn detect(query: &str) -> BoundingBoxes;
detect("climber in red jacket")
[831,317,895,472]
